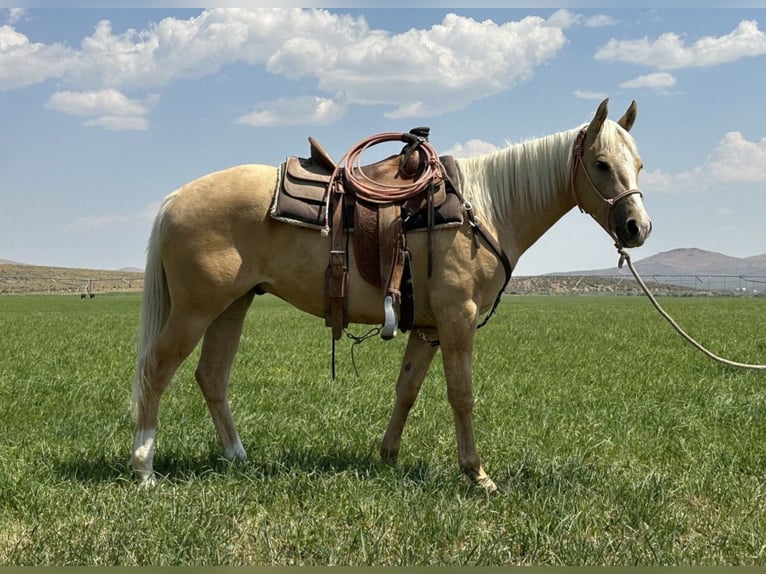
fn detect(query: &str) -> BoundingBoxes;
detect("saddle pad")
[270,155,464,232]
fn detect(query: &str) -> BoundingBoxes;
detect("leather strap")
[326,176,348,340]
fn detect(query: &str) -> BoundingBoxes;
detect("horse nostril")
[626,219,640,238]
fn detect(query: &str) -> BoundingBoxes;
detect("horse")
[130,98,652,492]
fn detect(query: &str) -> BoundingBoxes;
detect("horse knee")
[395,386,420,410]
[446,387,474,414]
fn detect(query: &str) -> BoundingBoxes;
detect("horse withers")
[130,99,651,492]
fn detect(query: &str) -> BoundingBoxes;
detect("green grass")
[1,293,766,565]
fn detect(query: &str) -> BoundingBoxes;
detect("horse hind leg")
[194,290,256,462]
[380,331,439,463]
[131,313,211,485]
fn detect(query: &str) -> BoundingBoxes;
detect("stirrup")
[381,294,398,340]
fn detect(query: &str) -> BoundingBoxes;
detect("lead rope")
[616,245,766,370]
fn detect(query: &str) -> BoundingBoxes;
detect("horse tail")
[133,192,177,417]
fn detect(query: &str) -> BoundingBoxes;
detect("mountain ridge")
[557,248,766,277]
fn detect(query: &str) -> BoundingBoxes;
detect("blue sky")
[2,7,766,275]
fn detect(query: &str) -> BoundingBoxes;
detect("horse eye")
[595,160,610,172]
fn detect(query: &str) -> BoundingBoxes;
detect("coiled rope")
[343,132,443,203]
[617,246,766,370]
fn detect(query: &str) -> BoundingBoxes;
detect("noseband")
[570,128,643,244]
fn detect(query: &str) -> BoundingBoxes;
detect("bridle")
[569,127,644,246]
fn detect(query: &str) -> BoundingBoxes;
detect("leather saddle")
[271,128,464,341]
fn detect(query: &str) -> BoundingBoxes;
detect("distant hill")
[0,262,143,295]
[561,248,766,278]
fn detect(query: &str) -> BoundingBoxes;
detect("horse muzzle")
[613,200,652,248]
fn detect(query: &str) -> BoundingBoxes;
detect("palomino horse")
[131,99,651,491]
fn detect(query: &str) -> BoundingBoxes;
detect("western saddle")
[271,127,511,346]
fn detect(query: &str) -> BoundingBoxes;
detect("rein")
[572,130,766,370]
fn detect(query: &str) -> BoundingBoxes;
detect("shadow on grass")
[51,444,436,488]
[51,451,131,483]
[491,448,606,497]
[51,442,608,499]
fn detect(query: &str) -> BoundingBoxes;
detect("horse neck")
[455,127,580,266]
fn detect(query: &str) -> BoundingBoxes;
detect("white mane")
[455,126,582,233]
[455,120,638,242]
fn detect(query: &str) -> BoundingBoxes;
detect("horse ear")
[587,98,609,138]
[618,100,638,132]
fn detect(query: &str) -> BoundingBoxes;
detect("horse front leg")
[380,330,439,463]
[438,309,498,493]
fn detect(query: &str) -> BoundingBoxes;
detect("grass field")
[1,293,765,565]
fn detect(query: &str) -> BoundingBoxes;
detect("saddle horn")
[398,127,431,178]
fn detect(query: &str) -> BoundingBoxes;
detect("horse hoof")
[223,442,248,462]
[137,472,159,488]
[379,448,399,465]
[466,467,498,494]
[476,474,498,494]
[131,465,159,487]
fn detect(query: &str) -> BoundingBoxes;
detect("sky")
[2,6,766,276]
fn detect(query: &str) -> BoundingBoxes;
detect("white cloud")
[545,9,579,29]
[65,201,160,231]
[596,19,766,69]
[46,89,145,117]
[706,131,766,183]
[544,10,614,30]
[3,9,25,25]
[443,139,500,158]
[338,11,566,118]
[641,168,698,192]
[45,89,154,131]
[0,9,570,126]
[620,72,676,93]
[83,115,149,131]
[385,102,431,121]
[0,25,73,90]
[584,15,617,28]
[237,96,346,127]
[644,131,766,193]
